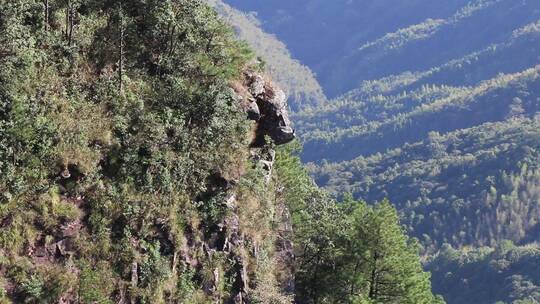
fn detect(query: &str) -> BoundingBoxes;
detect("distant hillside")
[309,117,540,251]
[226,0,540,97]
[322,0,540,96]
[225,0,536,97]
[224,1,540,303]
[208,0,327,110]
[287,2,540,252]
[300,63,540,162]
[427,242,540,304]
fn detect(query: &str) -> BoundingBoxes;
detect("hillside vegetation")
[0,1,441,303]
[300,64,540,162]
[310,118,540,251]
[427,242,540,304]
[222,2,540,303]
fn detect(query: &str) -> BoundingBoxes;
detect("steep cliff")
[0,1,294,302]
[0,2,445,304]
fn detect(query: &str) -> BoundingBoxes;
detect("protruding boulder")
[241,71,296,146]
[249,75,266,97]
[259,87,296,145]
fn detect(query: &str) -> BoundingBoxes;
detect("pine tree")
[343,200,444,304]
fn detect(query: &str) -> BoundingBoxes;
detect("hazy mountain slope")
[301,65,540,162]
[296,21,540,140]
[309,117,540,251]
[323,0,540,95]
[208,0,327,110]
[226,0,540,98]
[225,0,472,96]
[427,243,540,304]
[223,2,540,303]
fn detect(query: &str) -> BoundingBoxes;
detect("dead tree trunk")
[43,0,49,31]
[118,1,125,93]
[68,5,75,45]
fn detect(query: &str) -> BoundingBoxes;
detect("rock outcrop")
[0,2,298,303]
[239,71,296,146]
[171,73,297,303]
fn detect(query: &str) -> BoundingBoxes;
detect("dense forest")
[309,118,540,251]
[427,242,540,304]
[0,1,440,303]
[300,65,540,162]
[223,1,540,303]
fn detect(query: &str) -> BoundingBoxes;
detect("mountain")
[224,0,540,246]
[292,6,540,251]
[225,0,472,97]
[0,1,293,302]
[226,0,540,98]
[229,0,540,250]
[222,1,540,303]
[300,63,540,162]
[310,117,540,251]
[0,1,440,303]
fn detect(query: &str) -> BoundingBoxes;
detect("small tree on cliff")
[275,146,444,304]
[342,199,444,304]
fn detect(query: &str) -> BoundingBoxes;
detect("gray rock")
[241,71,296,146]
[249,75,266,97]
[246,101,260,121]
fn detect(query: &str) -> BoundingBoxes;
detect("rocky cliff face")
[238,71,296,147]
[0,2,296,302]
[191,71,296,303]
[1,70,296,304]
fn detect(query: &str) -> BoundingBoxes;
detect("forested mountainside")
[227,0,540,250]
[226,0,540,98]
[297,19,540,160]
[207,0,327,111]
[0,1,441,303]
[298,15,540,251]
[309,118,540,251]
[427,242,540,304]
[223,1,540,303]
[300,64,540,162]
